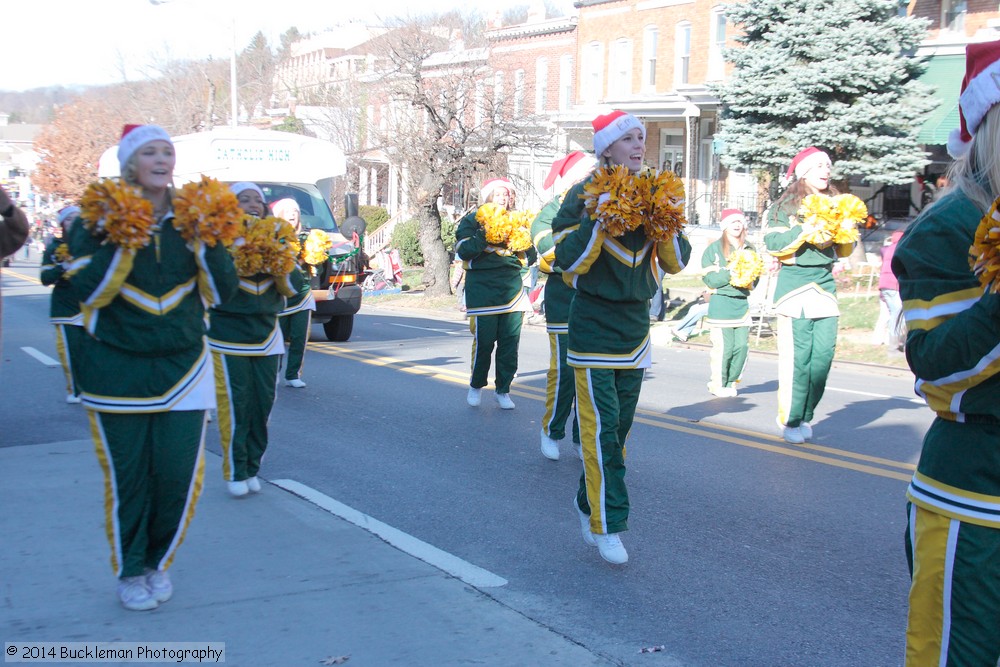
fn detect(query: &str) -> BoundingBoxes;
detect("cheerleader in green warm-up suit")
[40,205,84,404]
[210,182,302,498]
[554,111,691,565]
[532,152,597,461]
[764,147,854,445]
[67,124,238,611]
[455,178,537,411]
[273,198,316,389]
[701,209,757,398]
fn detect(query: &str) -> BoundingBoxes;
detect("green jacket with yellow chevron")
[701,238,755,326]
[455,207,537,316]
[764,200,853,317]
[552,179,691,368]
[66,211,238,409]
[892,188,1000,528]
[531,194,575,331]
[41,236,81,324]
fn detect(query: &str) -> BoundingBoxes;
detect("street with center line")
[2,266,930,665]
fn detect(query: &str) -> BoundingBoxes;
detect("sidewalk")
[0,439,610,666]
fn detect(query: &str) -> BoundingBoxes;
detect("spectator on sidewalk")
[0,184,30,350]
[894,40,1000,667]
[870,230,904,349]
[667,295,710,342]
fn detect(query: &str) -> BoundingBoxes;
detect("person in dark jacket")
[40,205,84,403]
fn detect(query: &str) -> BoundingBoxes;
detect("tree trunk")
[412,184,451,297]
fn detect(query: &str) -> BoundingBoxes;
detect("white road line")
[827,385,923,403]
[388,323,465,335]
[271,479,508,588]
[21,347,61,367]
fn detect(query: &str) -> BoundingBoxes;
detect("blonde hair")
[944,104,1000,214]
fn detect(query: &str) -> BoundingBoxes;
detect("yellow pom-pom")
[727,248,764,289]
[79,179,155,251]
[302,229,333,266]
[971,197,1000,294]
[173,176,244,248]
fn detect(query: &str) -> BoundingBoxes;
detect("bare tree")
[365,18,550,296]
[238,32,276,121]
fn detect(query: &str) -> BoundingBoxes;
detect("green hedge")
[389,217,458,266]
[359,205,389,232]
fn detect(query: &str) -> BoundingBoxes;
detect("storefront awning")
[916,54,963,146]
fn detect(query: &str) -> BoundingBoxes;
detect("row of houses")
[268,0,983,238]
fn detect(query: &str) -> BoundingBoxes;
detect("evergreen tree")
[713,0,937,185]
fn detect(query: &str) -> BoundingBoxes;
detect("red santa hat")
[719,208,745,229]
[785,146,830,181]
[117,124,172,171]
[57,205,80,227]
[543,151,598,191]
[479,178,514,204]
[949,40,1000,158]
[592,110,644,158]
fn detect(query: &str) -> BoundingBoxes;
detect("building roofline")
[486,16,578,40]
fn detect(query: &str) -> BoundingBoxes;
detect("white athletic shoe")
[246,476,262,493]
[285,378,307,388]
[777,417,805,445]
[540,432,560,461]
[800,422,813,440]
[117,576,158,611]
[594,533,628,564]
[144,569,173,603]
[574,499,597,547]
[66,394,82,404]
[466,387,482,407]
[227,480,249,497]
[495,392,515,410]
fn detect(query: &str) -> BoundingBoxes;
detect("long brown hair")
[719,224,747,260]
[773,177,840,217]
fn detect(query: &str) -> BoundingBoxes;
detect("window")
[708,7,726,81]
[942,0,967,33]
[610,39,632,98]
[675,22,692,85]
[535,57,549,113]
[514,69,525,116]
[559,55,573,110]
[643,26,658,90]
[583,42,603,104]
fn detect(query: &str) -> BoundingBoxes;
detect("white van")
[98,127,364,341]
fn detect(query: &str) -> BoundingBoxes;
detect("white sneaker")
[285,378,307,388]
[707,383,729,398]
[144,569,173,603]
[495,392,515,410]
[227,480,249,497]
[724,386,739,397]
[776,417,805,445]
[594,532,628,564]
[540,432,560,461]
[466,387,482,407]
[117,576,158,611]
[66,394,82,404]
[574,499,597,547]
[800,422,813,440]
[246,476,262,493]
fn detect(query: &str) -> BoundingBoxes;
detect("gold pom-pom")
[727,248,764,289]
[230,216,301,277]
[302,229,333,266]
[79,179,155,251]
[970,197,1000,294]
[173,176,244,248]
[582,165,644,237]
[643,170,687,241]
[478,202,512,245]
[830,194,866,245]
[54,243,72,264]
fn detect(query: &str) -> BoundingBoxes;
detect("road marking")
[827,385,919,403]
[313,344,917,481]
[22,347,61,367]
[2,270,41,284]
[388,323,465,335]
[271,479,508,588]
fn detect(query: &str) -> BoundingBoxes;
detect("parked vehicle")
[97,127,365,341]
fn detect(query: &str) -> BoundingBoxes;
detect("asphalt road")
[1,263,931,666]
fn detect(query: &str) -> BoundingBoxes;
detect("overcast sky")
[7,0,573,92]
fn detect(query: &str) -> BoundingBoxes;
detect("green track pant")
[777,315,837,427]
[708,325,749,389]
[90,409,206,577]
[54,323,85,398]
[469,311,523,394]
[574,366,644,535]
[213,352,279,482]
[279,310,311,381]
[542,332,579,442]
